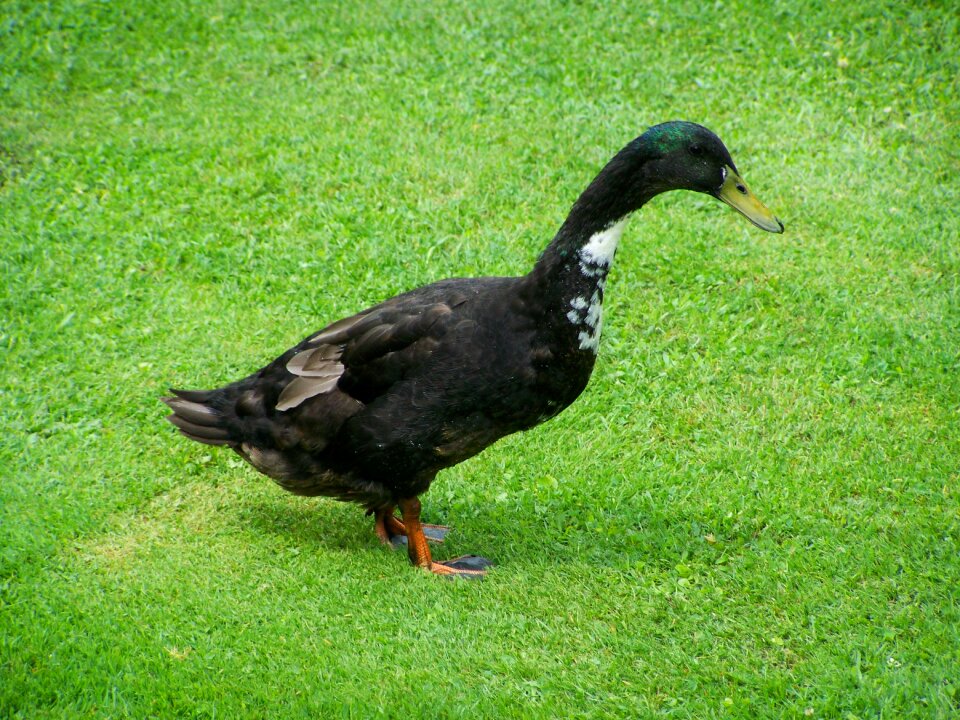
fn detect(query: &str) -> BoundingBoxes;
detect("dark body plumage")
[165,121,783,575]
[170,274,592,508]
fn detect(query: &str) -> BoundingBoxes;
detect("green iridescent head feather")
[643,121,697,153]
[635,121,738,173]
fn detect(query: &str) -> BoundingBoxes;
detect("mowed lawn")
[2,1,958,717]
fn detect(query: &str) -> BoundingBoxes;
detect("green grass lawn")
[2,0,959,717]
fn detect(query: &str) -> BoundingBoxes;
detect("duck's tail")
[163,389,233,446]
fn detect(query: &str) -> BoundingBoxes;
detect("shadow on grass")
[232,483,715,577]
[236,493,380,554]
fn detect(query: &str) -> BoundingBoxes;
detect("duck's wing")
[276,289,470,412]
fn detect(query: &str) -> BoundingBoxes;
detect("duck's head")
[631,121,784,233]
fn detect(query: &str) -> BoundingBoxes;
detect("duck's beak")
[715,165,784,233]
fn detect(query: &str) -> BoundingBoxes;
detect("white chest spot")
[578,289,604,352]
[578,326,602,352]
[583,290,602,328]
[567,289,605,353]
[566,295,589,324]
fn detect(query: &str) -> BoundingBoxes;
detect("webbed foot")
[397,497,492,580]
[429,555,493,579]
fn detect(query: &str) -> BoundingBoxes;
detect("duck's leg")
[373,508,395,546]
[373,507,450,547]
[397,497,492,578]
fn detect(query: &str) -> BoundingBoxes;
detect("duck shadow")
[235,490,710,575]
[238,495,374,553]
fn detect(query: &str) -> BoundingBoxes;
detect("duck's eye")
[689,144,703,156]
[736,183,747,194]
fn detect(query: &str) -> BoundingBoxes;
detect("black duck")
[165,121,784,578]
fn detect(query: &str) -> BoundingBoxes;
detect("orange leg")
[373,509,393,546]
[397,497,491,578]
[385,512,407,537]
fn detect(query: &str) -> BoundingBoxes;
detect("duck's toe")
[429,555,493,579]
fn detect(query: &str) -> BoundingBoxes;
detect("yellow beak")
[716,165,784,233]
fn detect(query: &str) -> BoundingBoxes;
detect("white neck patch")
[567,218,629,354]
[578,218,627,276]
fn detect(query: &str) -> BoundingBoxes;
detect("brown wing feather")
[276,299,458,412]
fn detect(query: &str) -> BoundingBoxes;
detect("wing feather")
[276,297,460,411]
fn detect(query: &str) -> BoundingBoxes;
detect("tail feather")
[163,390,233,447]
[170,388,216,403]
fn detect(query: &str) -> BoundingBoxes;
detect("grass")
[1,0,959,717]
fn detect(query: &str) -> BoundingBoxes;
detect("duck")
[164,121,784,578]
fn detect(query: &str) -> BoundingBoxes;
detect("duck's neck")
[526,158,658,354]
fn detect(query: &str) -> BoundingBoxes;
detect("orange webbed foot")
[427,555,493,579]
[397,497,492,579]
